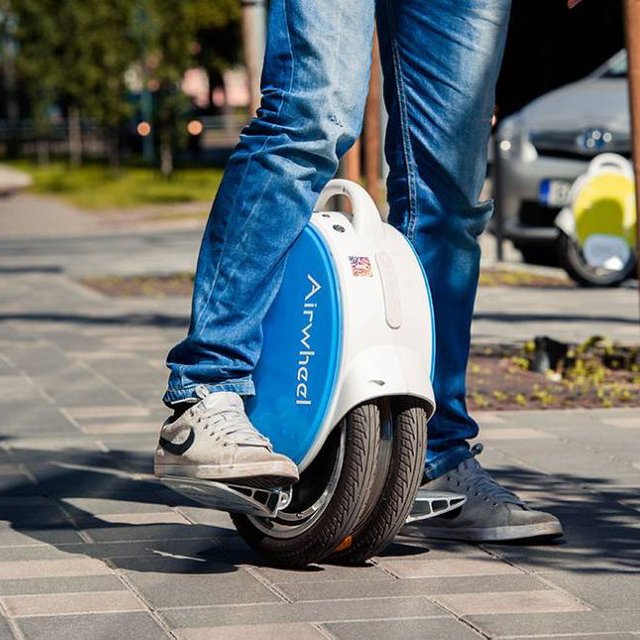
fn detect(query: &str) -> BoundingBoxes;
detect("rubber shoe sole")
[415,520,564,542]
[154,460,299,488]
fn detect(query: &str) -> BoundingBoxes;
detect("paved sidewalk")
[0,197,639,639]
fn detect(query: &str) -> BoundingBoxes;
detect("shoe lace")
[199,405,271,448]
[454,444,524,506]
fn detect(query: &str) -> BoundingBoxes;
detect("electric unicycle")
[163,180,465,567]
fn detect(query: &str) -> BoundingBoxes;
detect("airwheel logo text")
[295,274,321,406]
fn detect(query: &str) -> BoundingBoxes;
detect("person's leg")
[377,0,562,539]
[156,0,375,484]
[165,0,375,405]
[377,0,510,477]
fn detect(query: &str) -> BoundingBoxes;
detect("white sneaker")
[154,386,299,487]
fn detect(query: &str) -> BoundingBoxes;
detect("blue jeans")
[164,0,512,479]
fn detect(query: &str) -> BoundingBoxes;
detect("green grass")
[9,161,223,210]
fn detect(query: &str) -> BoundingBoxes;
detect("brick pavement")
[0,200,639,639]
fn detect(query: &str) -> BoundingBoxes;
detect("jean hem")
[163,379,256,406]
[424,443,472,481]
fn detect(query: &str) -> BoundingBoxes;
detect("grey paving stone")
[254,563,390,584]
[0,496,72,528]
[377,555,522,579]
[172,506,236,529]
[124,567,281,608]
[0,474,38,496]
[86,356,164,379]
[0,403,78,435]
[0,343,73,375]
[326,617,480,640]
[60,496,179,516]
[15,612,169,640]
[63,405,151,420]
[43,384,136,408]
[161,597,445,628]
[81,421,159,435]
[92,431,159,447]
[513,636,638,640]
[4,442,106,464]
[465,610,640,637]
[0,525,84,547]
[174,622,328,640]
[581,475,640,490]
[121,387,167,405]
[0,574,125,596]
[0,616,14,640]
[0,464,26,476]
[60,537,225,566]
[2,590,145,617]
[44,333,113,353]
[0,375,40,400]
[83,512,189,527]
[81,522,221,543]
[380,538,496,560]
[0,545,74,562]
[495,409,637,430]
[482,524,640,574]
[490,440,638,478]
[276,573,551,603]
[0,557,111,580]
[22,465,156,499]
[433,589,588,615]
[541,571,640,610]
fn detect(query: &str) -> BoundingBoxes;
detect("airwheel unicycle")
[163,180,465,567]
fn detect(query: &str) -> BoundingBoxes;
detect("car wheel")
[560,233,636,288]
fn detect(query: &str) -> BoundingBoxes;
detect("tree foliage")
[7,0,243,171]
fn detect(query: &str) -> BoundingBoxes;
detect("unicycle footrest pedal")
[407,490,466,524]
[161,476,292,518]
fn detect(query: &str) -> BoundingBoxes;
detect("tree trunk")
[36,139,50,166]
[68,104,83,166]
[160,132,174,178]
[108,128,121,171]
[242,0,267,116]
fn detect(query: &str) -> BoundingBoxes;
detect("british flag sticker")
[348,256,373,277]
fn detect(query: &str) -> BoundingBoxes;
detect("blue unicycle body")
[164,180,465,567]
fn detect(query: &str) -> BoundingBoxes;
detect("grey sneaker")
[154,386,299,487]
[417,444,563,542]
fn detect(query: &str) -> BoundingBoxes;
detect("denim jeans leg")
[378,0,512,476]
[164,0,375,405]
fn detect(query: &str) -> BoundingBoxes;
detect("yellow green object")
[573,168,637,249]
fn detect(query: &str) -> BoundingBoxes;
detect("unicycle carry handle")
[586,153,634,178]
[315,179,385,243]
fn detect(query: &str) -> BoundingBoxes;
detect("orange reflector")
[334,535,353,552]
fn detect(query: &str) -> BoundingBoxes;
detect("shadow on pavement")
[403,464,640,574]
[474,312,639,325]
[0,446,258,575]
[1,444,638,575]
[0,265,63,274]
[0,313,188,329]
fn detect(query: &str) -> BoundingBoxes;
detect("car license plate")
[539,179,571,207]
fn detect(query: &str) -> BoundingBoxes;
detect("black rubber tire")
[560,233,635,288]
[330,396,428,565]
[231,401,380,568]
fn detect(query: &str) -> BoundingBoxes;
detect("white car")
[494,50,634,286]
